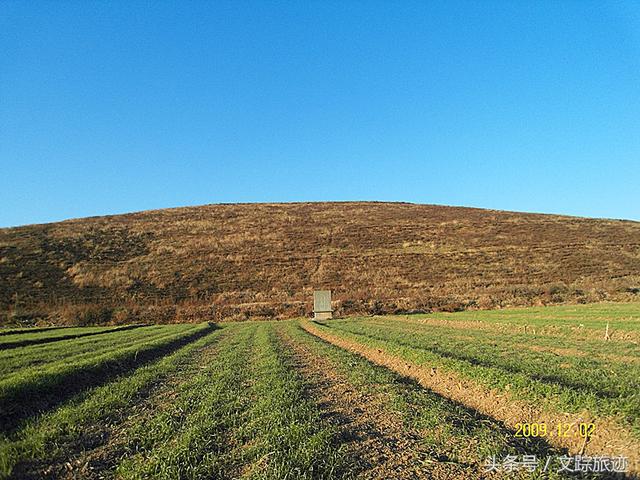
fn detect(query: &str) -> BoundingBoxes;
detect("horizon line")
[2,200,638,230]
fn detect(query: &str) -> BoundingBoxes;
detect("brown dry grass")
[1,202,639,325]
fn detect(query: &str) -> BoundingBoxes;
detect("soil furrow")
[302,321,640,476]
[277,328,471,479]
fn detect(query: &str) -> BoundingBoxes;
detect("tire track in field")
[277,328,470,480]
[301,321,640,476]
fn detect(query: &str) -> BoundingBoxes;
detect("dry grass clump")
[1,202,639,325]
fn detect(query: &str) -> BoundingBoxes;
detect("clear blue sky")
[2,1,639,227]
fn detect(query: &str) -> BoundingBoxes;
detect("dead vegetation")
[1,202,639,326]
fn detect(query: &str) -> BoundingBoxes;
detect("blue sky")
[1,1,639,227]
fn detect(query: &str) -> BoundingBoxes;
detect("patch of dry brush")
[1,202,639,325]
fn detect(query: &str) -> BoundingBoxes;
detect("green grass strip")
[0,325,226,478]
[349,318,639,388]
[0,324,149,349]
[0,323,210,432]
[424,303,640,332]
[238,323,344,480]
[116,323,257,479]
[0,325,174,377]
[319,320,640,439]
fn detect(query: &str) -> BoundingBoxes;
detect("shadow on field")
[0,323,217,433]
[0,324,150,350]
[391,373,566,458]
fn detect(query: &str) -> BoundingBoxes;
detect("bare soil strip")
[277,329,472,480]
[302,321,640,475]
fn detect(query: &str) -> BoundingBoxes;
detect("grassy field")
[0,303,638,479]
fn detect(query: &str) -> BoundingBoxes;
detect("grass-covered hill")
[1,202,639,325]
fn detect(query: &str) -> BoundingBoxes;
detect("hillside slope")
[1,202,639,325]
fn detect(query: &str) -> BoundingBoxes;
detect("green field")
[0,303,638,479]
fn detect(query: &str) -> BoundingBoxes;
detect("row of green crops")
[282,321,569,480]
[3,307,635,479]
[2,322,346,479]
[316,318,640,438]
[117,322,344,480]
[0,323,213,432]
[361,316,640,362]
[0,324,178,377]
[423,303,640,332]
[0,324,148,349]
[0,324,228,478]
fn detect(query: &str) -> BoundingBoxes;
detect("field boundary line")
[301,320,640,475]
